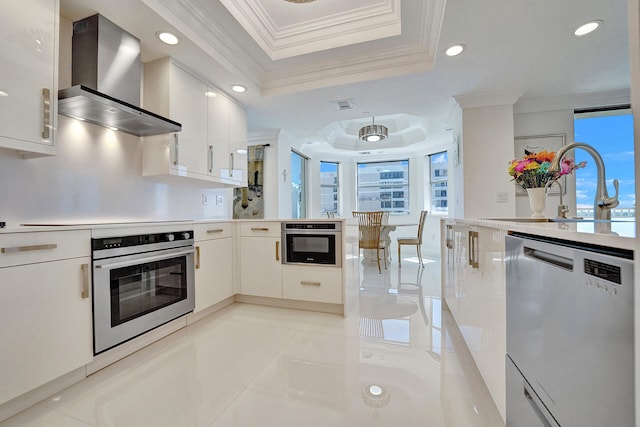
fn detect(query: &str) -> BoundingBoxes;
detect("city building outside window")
[429,151,448,214]
[320,161,339,215]
[357,160,410,214]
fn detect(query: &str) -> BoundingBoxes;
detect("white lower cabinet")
[442,219,507,420]
[282,265,342,304]
[238,222,282,298]
[193,223,233,312]
[0,230,92,405]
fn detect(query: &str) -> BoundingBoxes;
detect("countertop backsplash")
[0,116,230,228]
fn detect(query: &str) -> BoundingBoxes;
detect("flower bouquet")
[508,150,586,190]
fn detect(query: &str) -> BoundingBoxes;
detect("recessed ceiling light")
[0,90,8,97]
[445,44,465,57]
[236,149,248,154]
[574,20,602,37]
[156,31,179,45]
[107,126,118,131]
[231,85,247,93]
[204,91,217,98]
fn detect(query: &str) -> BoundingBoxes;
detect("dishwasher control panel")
[584,258,622,284]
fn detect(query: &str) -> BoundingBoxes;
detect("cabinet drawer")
[282,265,342,304]
[239,222,281,237]
[0,230,91,268]
[193,222,233,241]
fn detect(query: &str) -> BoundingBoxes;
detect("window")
[429,151,448,214]
[320,161,339,215]
[291,150,307,218]
[357,160,409,213]
[574,107,634,219]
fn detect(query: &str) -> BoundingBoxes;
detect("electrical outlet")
[216,195,224,205]
[202,194,209,205]
[496,192,508,203]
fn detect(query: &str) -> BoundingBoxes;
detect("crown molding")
[514,88,631,114]
[220,0,401,60]
[454,89,524,109]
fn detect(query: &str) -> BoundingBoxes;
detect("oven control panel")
[282,222,341,231]
[92,231,192,250]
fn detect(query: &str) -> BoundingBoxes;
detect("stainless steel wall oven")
[92,228,195,354]
[282,222,341,266]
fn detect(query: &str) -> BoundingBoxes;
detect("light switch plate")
[496,192,508,203]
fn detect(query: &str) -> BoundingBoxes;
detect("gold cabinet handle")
[195,246,201,269]
[275,240,280,261]
[301,281,321,287]
[1,243,57,254]
[206,229,224,234]
[468,230,479,269]
[42,88,51,140]
[81,263,90,299]
[251,227,269,231]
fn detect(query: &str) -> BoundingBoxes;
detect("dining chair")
[352,211,387,273]
[397,210,429,268]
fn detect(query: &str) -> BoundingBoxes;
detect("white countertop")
[446,217,635,251]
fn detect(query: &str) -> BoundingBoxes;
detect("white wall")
[513,109,577,218]
[459,104,517,218]
[0,117,229,227]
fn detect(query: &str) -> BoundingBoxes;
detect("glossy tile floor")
[2,256,502,426]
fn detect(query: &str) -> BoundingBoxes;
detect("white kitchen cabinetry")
[0,230,92,405]
[143,58,247,186]
[193,222,233,312]
[207,90,248,186]
[142,58,208,180]
[238,222,282,298]
[0,0,58,156]
[441,219,507,420]
[282,265,342,304]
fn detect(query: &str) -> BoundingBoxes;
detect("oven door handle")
[94,248,195,270]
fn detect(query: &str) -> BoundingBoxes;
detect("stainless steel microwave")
[281,222,341,267]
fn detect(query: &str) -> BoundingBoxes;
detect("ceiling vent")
[330,99,356,111]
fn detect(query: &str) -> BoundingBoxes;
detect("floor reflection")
[0,255,503,427]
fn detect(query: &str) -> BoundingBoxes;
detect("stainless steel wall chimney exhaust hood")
[58,14,181,136]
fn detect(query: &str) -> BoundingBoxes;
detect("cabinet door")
[0,257,92,404]
[170,64,208,176]
[0,0,57,153]
[282,265,342,304]
[239,237,282,298]
[207,90,229,179]
[195,237,233,312]
[227,100,247,184]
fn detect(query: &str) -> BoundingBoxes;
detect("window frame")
[320,161,340,215]
[428,151,449,215]
[356,159,410,214]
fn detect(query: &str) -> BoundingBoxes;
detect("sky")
[573,113,635,210]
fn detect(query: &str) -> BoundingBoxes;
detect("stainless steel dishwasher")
[505,232,634,427]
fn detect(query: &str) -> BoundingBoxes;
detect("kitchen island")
[440,217,636,424]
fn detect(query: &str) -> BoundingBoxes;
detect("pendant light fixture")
[359,116,388,142]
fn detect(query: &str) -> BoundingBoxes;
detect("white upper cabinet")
[207,87,247,186]
[143,57,247,186]
[0,0,58,156]
[142,58,208,180]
